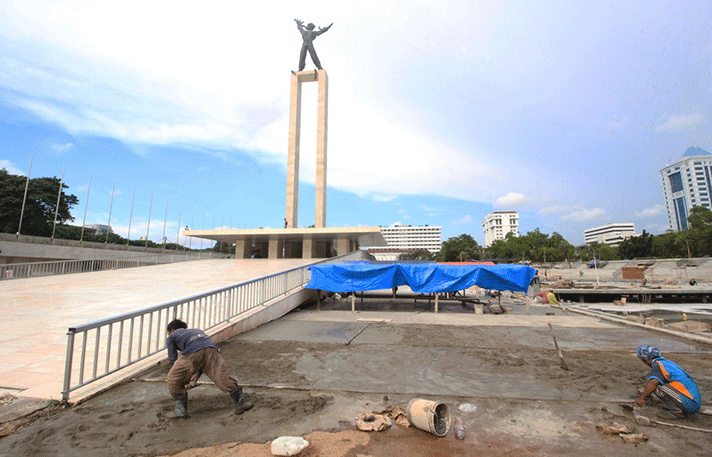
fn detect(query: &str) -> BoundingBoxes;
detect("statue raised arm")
[294,19,332,71]
[317,23,333,36]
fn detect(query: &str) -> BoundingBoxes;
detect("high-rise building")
[364,225,442,259]
[482,211,519,247]
[584,223,636,246]
[660,146,712,231]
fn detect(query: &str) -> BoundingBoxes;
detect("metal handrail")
[0,253,225,280]
[61,250,370,401]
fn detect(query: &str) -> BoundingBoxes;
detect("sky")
[1,1,711,248]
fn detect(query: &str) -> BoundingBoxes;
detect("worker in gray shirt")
[166,319,253,418]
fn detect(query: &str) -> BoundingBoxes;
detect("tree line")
[6,169,712,260]
[402,207,712,263]
[0,169,234,253]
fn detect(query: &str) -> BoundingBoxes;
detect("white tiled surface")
[0,259,313,399]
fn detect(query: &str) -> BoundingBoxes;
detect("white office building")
[482,211,519,247]
[584,223,636,246]
[660,146,712,231]
[364,225,442,258]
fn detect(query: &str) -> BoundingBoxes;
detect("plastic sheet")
[306,262,536,293]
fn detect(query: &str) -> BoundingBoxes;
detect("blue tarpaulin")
[306,262,537,294]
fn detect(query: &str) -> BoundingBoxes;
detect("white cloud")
[636,204,664,217]
[561,207,606,222]
[420,205,448,214]
[109,218,181,243]
[451,215,472,225]
[495,192,534,208]
[397,208,411,220]
[0,159,24,175]
[656,115,702,132]
[606,117,629,131]
[51,142,74,153]
[0,1,537,206]
[370,193,398,202]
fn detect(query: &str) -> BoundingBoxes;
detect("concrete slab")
[2,306,711,457]
[0,259,314,399]
[238,320,369,344]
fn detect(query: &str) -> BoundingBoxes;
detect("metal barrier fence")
[61,250,370,401]
[0,253,222,280]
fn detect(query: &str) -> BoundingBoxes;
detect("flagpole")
[51,165,65,241]
[17,155,33,236]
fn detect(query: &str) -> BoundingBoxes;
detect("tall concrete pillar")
[303,237,314,259]
[235,239,250,259]
[286,70,328,229]
[268,236,283,259]
[315,70,328,228]
[336,237,350,256]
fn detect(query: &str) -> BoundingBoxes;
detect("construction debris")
[667,320,711,333]
[597,422,647,444]
[374,406,409,428]
[356,412,392,432]
[548,322,569,370]
[596,422,633,435]
[644,316,665,328]
[620,433,649,444]
[271,436,309,456]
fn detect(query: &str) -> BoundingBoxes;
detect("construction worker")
[634,345,701,415]
[166,319,253,418]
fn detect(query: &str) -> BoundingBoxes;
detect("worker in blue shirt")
[166,319,253,418]
[634,345,701,415]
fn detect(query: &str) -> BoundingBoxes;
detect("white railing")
[61,250,370,401]
[0,253,224,280]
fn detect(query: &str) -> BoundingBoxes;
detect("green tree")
[437,234,481,262]
[685,206,712,256]
[651,231,684,258]
[577,242,620,261]
[486,229,579,263]
[487,232,522,260]
[618,230,654,259]
[399,249,435,261]
[210,241,235,254]
[0,169,79,236]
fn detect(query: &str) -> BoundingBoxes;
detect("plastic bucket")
[406,398,451,437]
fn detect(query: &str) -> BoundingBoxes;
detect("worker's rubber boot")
[169,394,188,419]
[230,387,253,415]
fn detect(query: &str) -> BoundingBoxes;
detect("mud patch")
[254,393,331,416]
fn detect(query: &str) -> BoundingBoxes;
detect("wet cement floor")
[1,298,711,456]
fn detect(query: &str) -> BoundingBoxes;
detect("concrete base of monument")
[185,226,386,259]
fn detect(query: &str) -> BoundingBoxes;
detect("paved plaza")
[0,259,313,400]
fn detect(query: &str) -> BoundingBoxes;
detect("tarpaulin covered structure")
[306,262,537,294]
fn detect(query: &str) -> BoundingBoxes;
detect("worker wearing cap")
[634,345,701,415]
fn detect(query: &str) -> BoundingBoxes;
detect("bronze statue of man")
[295,19,332,71]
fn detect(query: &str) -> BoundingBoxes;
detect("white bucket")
[406,398,451,437]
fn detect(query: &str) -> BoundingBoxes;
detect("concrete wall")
[0,233,229,264]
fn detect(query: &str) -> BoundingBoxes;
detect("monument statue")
[294,19,332,71]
